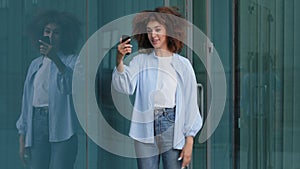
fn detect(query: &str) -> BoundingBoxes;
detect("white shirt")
[32,57,51,107]
[153,55,177,108]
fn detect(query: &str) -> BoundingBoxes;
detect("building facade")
[0,0,299,169]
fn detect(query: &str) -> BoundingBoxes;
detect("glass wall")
[238,0,300,169]
[0,0,299,169]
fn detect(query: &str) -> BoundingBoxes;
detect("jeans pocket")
[160,117,175,134]
[32,112,49,144]
[165,109,175,123]
[165,114,175,123]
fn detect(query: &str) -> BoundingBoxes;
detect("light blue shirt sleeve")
[112,55,141,95]
[182,60,202,137]
[56,54,77,94]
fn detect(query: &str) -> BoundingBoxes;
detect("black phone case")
[121,35,131,44]
[40,36,50,44]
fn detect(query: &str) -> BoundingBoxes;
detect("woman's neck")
[154,49,173,57]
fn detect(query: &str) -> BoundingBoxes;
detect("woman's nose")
[151,32,157,38]
[48,32,53,38]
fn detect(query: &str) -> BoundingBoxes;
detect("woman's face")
[43,23,61,49]
[146,21,168,51]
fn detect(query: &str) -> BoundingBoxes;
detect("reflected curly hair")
[132,6,186,53]
[27,10,82,55]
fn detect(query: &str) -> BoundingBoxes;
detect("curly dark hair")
[132,6,186,53]
[27,10,82,55]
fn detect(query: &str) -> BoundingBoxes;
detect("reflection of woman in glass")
[112,6,202,169]
[16,10,81,169]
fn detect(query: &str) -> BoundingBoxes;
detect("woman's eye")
[44,30,50,34]
[155,29,161,33]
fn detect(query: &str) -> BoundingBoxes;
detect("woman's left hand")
[179,136,194,168]
[39,40,57,60]
[39,40,66,72]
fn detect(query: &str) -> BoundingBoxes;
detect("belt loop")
[33,106,49,114]
[154,107,175,117]
[162,108,167,116]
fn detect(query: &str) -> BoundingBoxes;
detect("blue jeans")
[134,107,182,169]
[29,107,78,169]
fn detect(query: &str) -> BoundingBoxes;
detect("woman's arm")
[179,136,194,168]
[116,38,132,73]
[112,38,138,95]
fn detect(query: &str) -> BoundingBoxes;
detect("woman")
[112,6,202,169]
[16,10,81,169]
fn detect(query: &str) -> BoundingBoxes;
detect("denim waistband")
[33,106,49,114]
[154,106,175,116]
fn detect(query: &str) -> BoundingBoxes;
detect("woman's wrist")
[185,136,194,144]
[116,53,124,72]
[50,54,66,73]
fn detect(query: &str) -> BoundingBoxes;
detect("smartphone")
[121,35,131,44]
[121,35,131,55]
[39,36,50,44]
